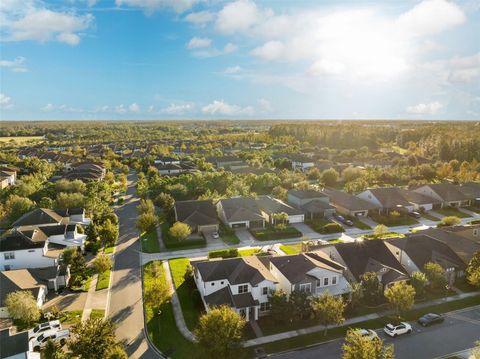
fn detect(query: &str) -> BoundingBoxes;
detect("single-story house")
[413,183,471,208]
[174,200,219,234]
[217,197,265,229]
[287,189,336,219]
[256,195,305,224]
[321,188,380,217]
[397,189,442,211]
[357,187,415,214]
[459,182,480,205]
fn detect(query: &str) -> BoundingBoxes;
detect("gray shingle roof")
[366,187,412,209]
[421,183,470,202]
[218,197,264,222]
[175,200,219,228]
[256,196,303,216]
[321,188,380,211]
[12,208,65,227]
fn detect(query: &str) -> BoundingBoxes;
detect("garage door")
[232,222,247,228]
[288,215,304,223]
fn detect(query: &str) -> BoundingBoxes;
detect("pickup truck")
[30,329,70,351]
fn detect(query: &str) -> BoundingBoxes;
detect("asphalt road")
[108,172,160,359]
[270,306,480,359]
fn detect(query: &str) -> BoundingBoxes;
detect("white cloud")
[397,0,466,37]
[186,36,211,49]
[128,103,140,112]
[0,93,13,109]
[448,52,480,83]
[184,10,214,27]
[202,100,254,116]
[251,41,285,61]
[223,65,242,74]
[115,0,202,14]
[406,101,444,114]
[308,59,346,76]
[0,56,27,72]
[115,104,127,114]
[215,0,261,35]
[257,98,272,113]
[223,42,238,54]
[56,32,80,46]
[42,103,54,111]
[161,103,194,115]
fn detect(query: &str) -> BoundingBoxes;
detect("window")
[238,284,249,294]
[220,281,224,285]
[262,287,268,295]
[4,252,15,260]
[211,283,215,286]
[299,283,311,293]
[324,277,329,286]
[260,302,270,312]
[316,279,321,287]
[332,276,337,285]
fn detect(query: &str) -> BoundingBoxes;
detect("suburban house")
[459,182,480,205]
[321,188,380,217]
[64,162,106,182]
[156,161,197,175]
[357,187,414,214]
[289,155,315,172]
[207,156,247,169]
[174,200,219,234]
[217,197,265,229]
[268,252,351,298]
[256,195,305,224]
[386,234,465,286]
[321,240,409,290]
[154,156,180,165]
[192,256,278,321]
[0,328,40,359]
[397,189,442,211]
[0,166,17,189]
[442,224,480,244]
[287,189,336,219]
[413,183,471,208]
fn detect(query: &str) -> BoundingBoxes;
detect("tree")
[107,345,128,359]
[311,291,345,335]
[347,282,364,313]
[272,212,289,229]
[5,195,35,223]
[342,328,394,359]
[344,179,368,194]
[439,216,461,227]
[384,282,415,317]
[137,211,157,233]
[466,251,480,288]
[5,291,41,325]
[69,318,119,359]
[54,192,85,210]
[269,290,290,323]
[289,290,312,322]
[169,221,191,241]
[195,305,246,358]
[360,272,382,305]
[137,198,155,215]
[472,340,480,359]
[424,262,447,292]
[410,271,428,298]
[321,168,339,187]
[373,224,388,238]
[94,254,112,273]
[100,219,119,246]
[154,192,175,213]
[43,339,65,359]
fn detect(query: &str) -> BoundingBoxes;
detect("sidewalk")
[243,291,480,347]
[156,224,166,251]
[81,273,109,322]
[162,261,197,342]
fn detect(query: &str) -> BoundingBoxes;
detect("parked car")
[334,214,353,226]
[417,313,444,327]
[383,322,412,337]
[211,232,219,239]
[28,320,61,340]
[356,329,379,341]
[30,329,70,351]
[409,211,421,218]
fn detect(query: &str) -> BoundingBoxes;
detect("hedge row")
[250,226,302,241]
[208,248,239,259]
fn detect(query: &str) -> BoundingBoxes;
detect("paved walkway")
[155,224,166,251]
[435,347,477,359]
[243,292,480,347]
[459,207,480,218]
[163,261,197,342]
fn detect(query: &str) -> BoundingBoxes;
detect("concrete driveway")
[235,229,257,244]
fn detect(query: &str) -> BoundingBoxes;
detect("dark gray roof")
[334,240,407,281]
[174,200,219,228]
[288,189,328,200]
[301,200,335,213]
[218,197,264,222]
[459,182,480,199]
[256,196,303,216]
[204,286,234,307]
[192,256,276,285]
[387,235,465,270]
[420,183,470,202]
[0,329,29,359]
[365,187,412,209]
[12,208,65,227]
[0,229,47,251]
[321,188,380,211]
[232,292,258,308]
[398,189,441,205]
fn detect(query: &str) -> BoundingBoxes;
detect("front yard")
[369,212,419,226]
[141,229,161,253]
[306,219,344,234]
[345,215,371,230]
[219,223,240,244]
[161,222,206,250]
[436,207,471,218]
[280,243,303,255]
[421,212,441,221]
[250,225,302,241]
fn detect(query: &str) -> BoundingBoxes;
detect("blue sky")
[1,0,479,120]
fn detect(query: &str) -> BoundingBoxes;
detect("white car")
[28,320,61,340]
[383,322,412,337]
[211,232,220,239]
[30,329,70,351]
[356,329,379,341]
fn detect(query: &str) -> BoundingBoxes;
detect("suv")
[30,329,70,351]
[28,320,61,340]
[383,322,412,337]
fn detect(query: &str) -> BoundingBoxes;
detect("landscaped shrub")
[208,248,239,259]
[250,226,302,241]
[321,223,344,234]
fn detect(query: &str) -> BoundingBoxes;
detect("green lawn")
[90,309,105,320]
[280,243,303,255]
[345,215,371,230]
[219,223,240,244]
[59,310,83,326]
[436,207,471,218]
[369,213,419,226]
[161,222,206,250]
[362,232,405,240]
[96,270,111,291]
[143,261,197,359]
[168,258,203,331]
[260,295,480,354]
[250,226,302,241]
[422,212,441,221]
[238,248,262,256]
[141,230,161,253]
[104,246,115,254]
[306,219,344,234]
[465,205,480,214]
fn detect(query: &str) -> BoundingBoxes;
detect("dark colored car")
[409,211,421,218]
[417,313,444,327]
